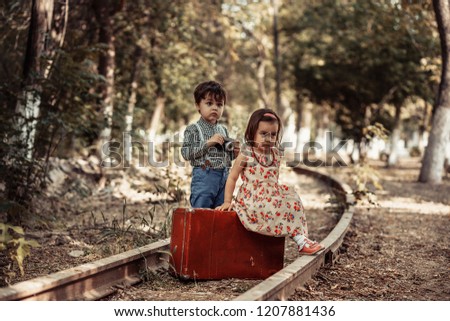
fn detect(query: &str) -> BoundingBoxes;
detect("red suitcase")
[169,208,285,280]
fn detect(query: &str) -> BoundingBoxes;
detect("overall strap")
[194,122,205,141]
[217,124,227,137]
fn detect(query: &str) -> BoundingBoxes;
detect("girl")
[216,109,324,255]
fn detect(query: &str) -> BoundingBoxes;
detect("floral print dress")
[234,147,308,238]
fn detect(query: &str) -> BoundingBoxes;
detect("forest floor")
[1,157,449,301]
[291,158,450,301]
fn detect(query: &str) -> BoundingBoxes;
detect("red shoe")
[298,239,324,255]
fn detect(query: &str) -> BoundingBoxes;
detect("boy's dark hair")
[245,108,282,146]
[193,80,227,105]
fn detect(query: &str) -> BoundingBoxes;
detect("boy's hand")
[206,134,224,147]
[216,202,233,211]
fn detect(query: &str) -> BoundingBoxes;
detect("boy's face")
[196,93,225,124]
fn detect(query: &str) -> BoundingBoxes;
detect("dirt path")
[291,158,450,301]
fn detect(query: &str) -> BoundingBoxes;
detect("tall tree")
[124,46,143,133]
[2,0,70,215]
[92,0,123,158]
[271,0,283,118]
[14,0,54,159]
[419,0,450,183]
[221,1,272,111]
[146,39,166,142]
[234,19,270,109]
[123,45,142,165]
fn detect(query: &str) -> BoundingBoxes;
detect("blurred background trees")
[0,0,447,221]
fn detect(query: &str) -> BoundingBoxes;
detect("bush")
[409,146,422,157]
[0,223,40,281]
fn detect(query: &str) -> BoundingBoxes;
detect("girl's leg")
[292,234,307,249]
[291,233,324,255]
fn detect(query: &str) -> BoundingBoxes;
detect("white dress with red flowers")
[234,147,308,238]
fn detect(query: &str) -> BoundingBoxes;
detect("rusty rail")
[0,239,170,300]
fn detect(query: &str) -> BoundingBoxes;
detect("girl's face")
[196,93,224,124]
[253,120,279,152]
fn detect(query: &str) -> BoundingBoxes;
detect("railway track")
[0,167,354,301]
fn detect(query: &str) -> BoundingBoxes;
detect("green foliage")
[38,46,104,154]
[348,122,389,204]
[281,0,439,142]
[324,196,346,218]
[96,182,180,255]
[0,223,40,277]
[145,167,188,238]
[409,146,422,157]
[113,0,229,134]
[350,162,382,206]
[0,151,46,217]
[363,122,390,142]
[96,200,147,255]
[0,2,105,214]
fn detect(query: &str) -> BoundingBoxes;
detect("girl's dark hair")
[244,108,282,146]
[193,80,227,105]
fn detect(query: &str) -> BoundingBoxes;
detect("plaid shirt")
[182,117,235,168]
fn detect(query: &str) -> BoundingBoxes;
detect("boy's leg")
[212,169,229,208]
[190,168,221,208]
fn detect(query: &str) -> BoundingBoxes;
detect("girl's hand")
[216,201,233,211]
[233,141,240,158]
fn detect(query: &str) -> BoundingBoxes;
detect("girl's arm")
[215,153,246,211]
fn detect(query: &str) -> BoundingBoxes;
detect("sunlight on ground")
[111,179,156,202]
[279,167,330,210]
[377,197,450,215]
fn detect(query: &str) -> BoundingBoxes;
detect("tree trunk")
[256,45,269,109]
[294,94,312,153]
[123,46,143,165]
[125,46,143,133]
[294,91,303,153]
[93,0,116,157]
[419,0,450,183]
[44,0,68,79]
[146,95,166,142]
[146,38,166,143]
[358,104,372,163]
[315,104,329,158]
[237,20,270,109]
[271,0,284,119]
[15,0,54,160]
[388,103,402,167]
[147,96,166,143]
[418,101,430,153]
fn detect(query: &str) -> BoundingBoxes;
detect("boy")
[181,80,239,208]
